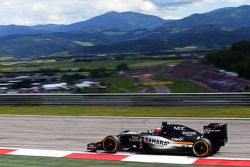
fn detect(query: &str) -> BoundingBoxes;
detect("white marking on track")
[8,148,72,157]
[122,154,198,164]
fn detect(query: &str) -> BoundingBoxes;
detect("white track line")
[122,154,197,164]
[8,148,72,157]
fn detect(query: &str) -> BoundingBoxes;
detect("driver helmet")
[153,128,161,133]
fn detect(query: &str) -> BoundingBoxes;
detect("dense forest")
[205,41,250,79]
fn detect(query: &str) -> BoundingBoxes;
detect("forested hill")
[205,41,250,79]
[1,5,250,58]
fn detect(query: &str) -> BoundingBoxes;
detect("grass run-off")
[0,106,250,117]
[0,59,182,71]
[0,155,223,167]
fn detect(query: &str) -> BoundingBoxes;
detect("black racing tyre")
[192,138,212,157]
[102,136,120,153]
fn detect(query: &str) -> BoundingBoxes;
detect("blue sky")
[0,0,249,25]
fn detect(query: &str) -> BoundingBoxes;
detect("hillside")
[0,6,250,57]
[0,25,46,37]
[1,25,250,57]
[58,11,167,33]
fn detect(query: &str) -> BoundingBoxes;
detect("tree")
[204,41,250,79]
[90,68,110,78]
[116,63,129,71]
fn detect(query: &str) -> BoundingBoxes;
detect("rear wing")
[203,123,228,147]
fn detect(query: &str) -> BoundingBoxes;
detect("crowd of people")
[168,60,213,79]
[193,70,249,92]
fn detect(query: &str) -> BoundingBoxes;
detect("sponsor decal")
[143,81,174,85]
[174,126,185,131]
[182,131,197,136]
[171,137,184,141]
[144,137,170,146]
[204,128,221,134]
[129,136,140,142]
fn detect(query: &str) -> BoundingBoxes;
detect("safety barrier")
[0,93,249,106]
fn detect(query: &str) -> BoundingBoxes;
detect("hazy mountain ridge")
[61,11,167,33]
[0,5,250,57]
[160,5,250,29]
[0,25,47,37]
[0,11,167,36]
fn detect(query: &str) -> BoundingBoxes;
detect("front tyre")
[192,138,212,157]
[103,136,120,153]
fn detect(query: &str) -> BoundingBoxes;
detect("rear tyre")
[192,138,212,157]
[103,136,120,153]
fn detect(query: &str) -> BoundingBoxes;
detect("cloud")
[148,0,200,7]
[228,0,250,4]
[0,0,153,25]
[0,0,248,25]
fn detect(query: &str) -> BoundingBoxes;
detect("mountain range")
[0,11,166,36]
[0,5,250,58]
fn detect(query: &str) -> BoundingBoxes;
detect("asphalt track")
[0,116,249,159]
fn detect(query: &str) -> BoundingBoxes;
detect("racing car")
[87,122,228,157]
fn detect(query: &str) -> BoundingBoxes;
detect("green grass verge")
[0,155,224,167]
[79,76,143,93]
[103,77,142,93]
[0,106,250,117]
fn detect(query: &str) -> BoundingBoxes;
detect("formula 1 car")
[87,122,228,157]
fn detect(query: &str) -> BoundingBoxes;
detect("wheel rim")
[103,137,118,152]
[193,141,209,156]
